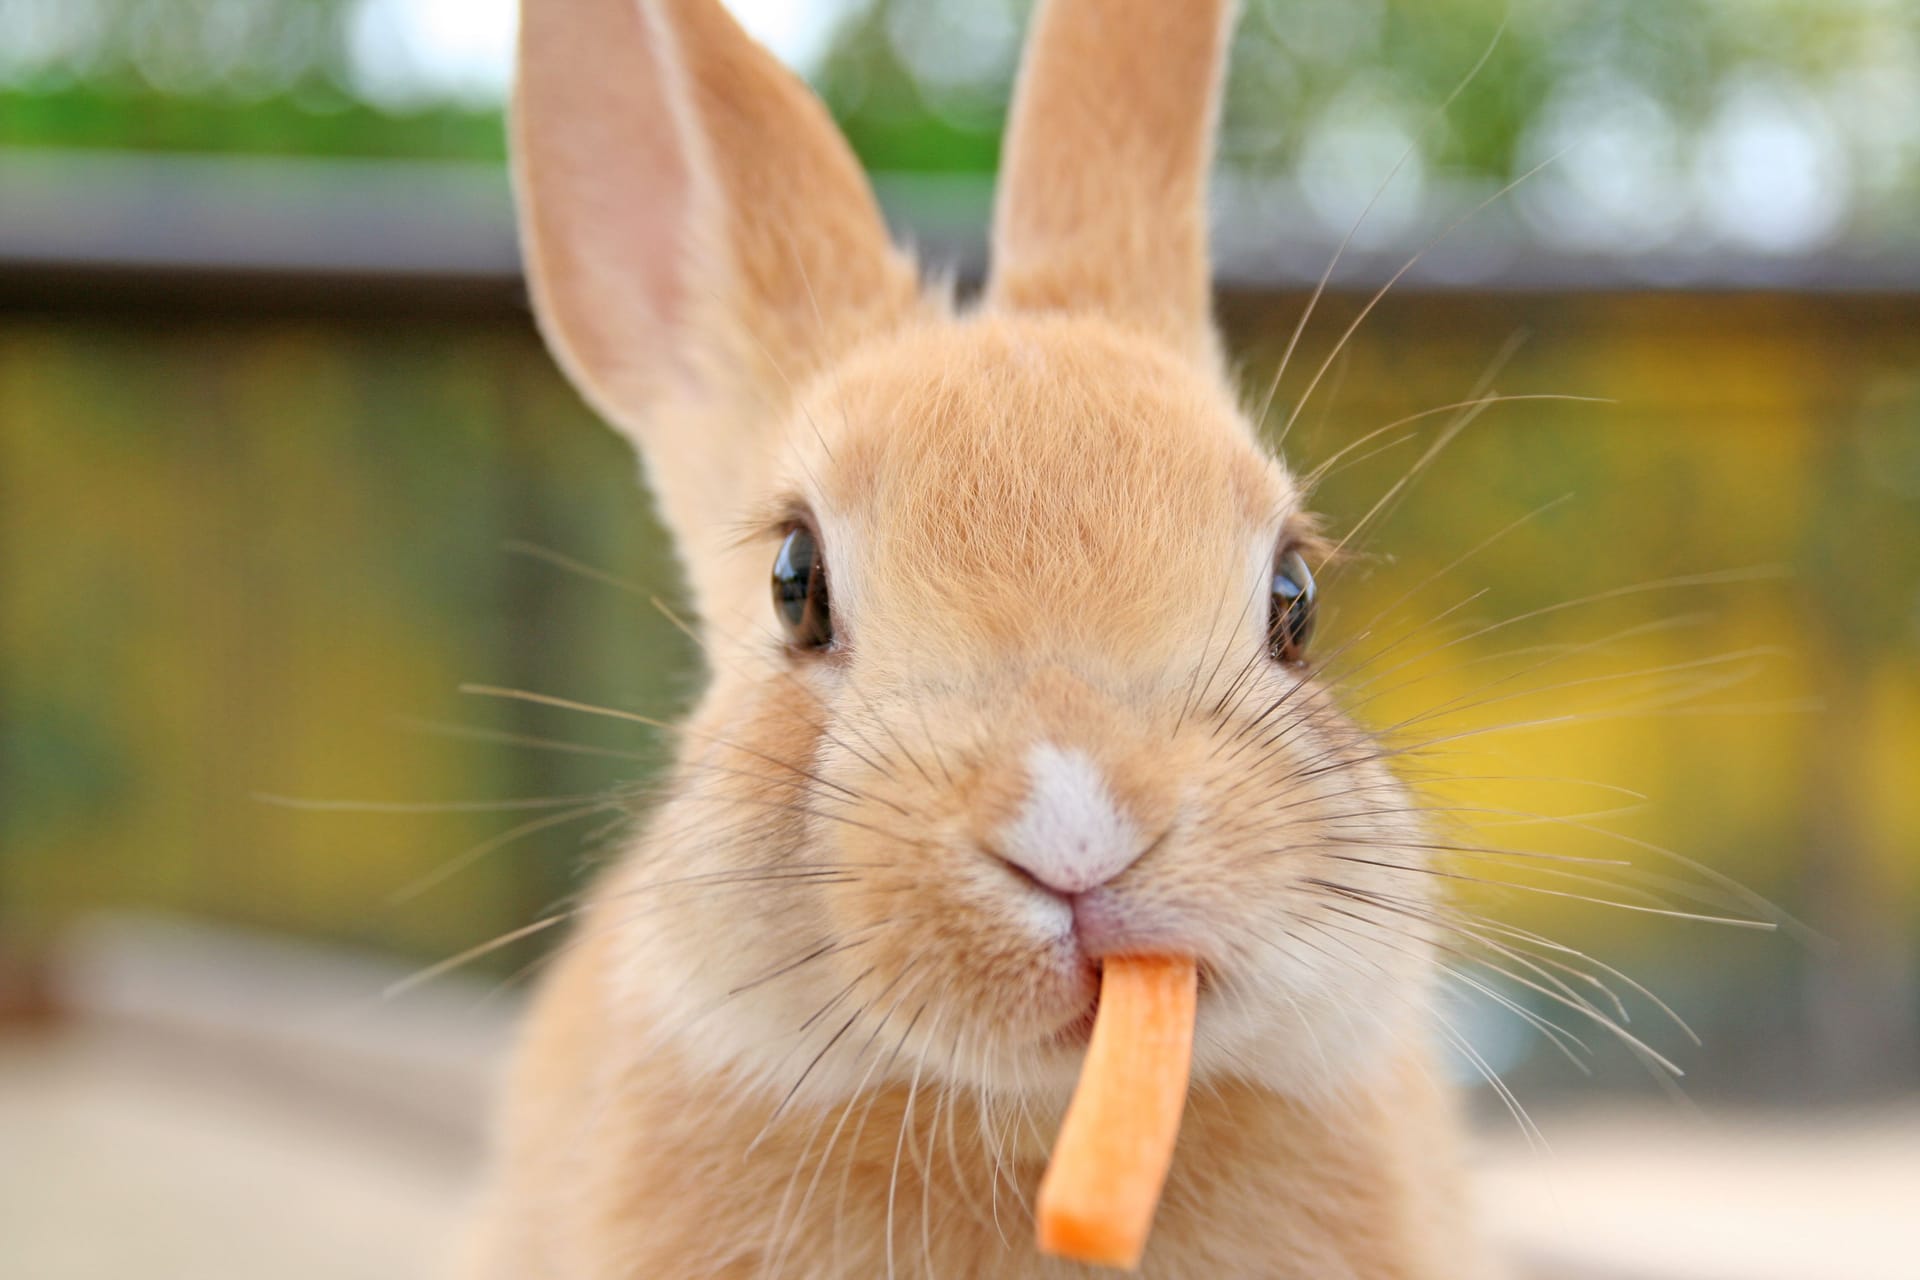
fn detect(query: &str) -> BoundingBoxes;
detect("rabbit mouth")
[1039,959,1214,1052]
[1033,951,1103,1048]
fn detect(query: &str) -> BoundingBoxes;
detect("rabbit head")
[513,0,1435,1108]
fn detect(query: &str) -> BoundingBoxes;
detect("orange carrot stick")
[1036,954,1199,1270]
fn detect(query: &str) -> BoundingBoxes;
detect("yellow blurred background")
[11,273,1916,1101]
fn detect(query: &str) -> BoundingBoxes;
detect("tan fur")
[991,0,1234,367]
[466,921,1482,1280]
[513,0,922,621]
[473,0,1498,1275]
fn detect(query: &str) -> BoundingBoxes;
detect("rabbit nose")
[992,741,1151,895]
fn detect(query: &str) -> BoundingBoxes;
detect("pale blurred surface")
[6,1028,1915,1280]
[0,918,508,1280]
[0,1030,467,1280]
[2,919,1914,1280]
[1479,1108,1920,1280]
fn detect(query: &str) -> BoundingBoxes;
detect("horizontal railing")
[5,148,1919,314]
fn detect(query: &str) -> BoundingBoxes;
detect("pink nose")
[986,862,1145,953]
[1067,885,1181,958]
[988,852,1178,957]
[1070,887,1123,952]
[1001,842,1144,898]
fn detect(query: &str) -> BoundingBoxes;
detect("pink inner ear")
[514,0,692,407]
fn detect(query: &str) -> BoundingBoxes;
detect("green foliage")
[2,0,1914,220]
[0,83,504,159]
[0,319,688,963]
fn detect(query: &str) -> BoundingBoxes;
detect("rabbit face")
[595,311,1432,1108]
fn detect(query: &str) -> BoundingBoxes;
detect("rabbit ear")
[513,0,916,598]
[987,0,1238,362]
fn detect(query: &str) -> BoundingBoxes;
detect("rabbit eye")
[772,525,833,651]
[1268,546,1316,665]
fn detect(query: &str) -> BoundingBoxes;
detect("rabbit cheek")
[1182,693,1437,1096]
[819,797,1096,1086]
[797,746,1103,1087]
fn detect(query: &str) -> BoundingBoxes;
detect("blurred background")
[2,1,1917,1276]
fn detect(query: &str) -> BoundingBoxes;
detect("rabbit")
[464,0,1496,1275]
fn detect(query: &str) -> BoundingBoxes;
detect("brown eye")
[772,525,832,650]
[1268,546,1316,664]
